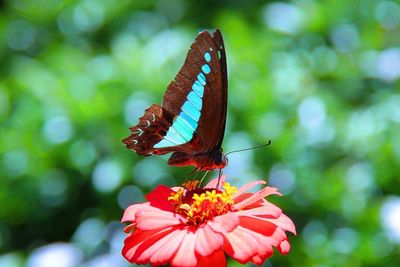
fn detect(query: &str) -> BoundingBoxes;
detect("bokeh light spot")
[381,196,400,243]
[332,228,360,254]
[346,162,375,192]
[312,46,337,74]
[43,115,73,144]
[6,20,35,51]
[375,48,400,81]
[375,1,400,29]
[133,157,168,187]
[26,243,83,267]
[0,87,10,117]
[3,150,28,177]
[263,2,305,34]
[0,253,23,267]
[298,97,326,129]
[87,55,116,82]
[69,140,98,168]
[73,218,106,251]
[330,24,360,52]
[124,93,153,125]
[368,232,393,258]
[303,220,328,248]
[40,169,68,207]
[92,159,123,193]
[256,112,284,139]
[73,0,104,32]
[269,164,296,195]
[117,185,144,209]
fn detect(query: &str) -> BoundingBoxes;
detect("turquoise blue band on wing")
[153,49,214,149]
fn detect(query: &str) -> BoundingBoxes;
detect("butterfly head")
[210,148,227,170]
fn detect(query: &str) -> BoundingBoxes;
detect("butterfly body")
[168,149,227,171]
[123,29,228,171]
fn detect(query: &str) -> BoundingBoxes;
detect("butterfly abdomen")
[122,104,173,155]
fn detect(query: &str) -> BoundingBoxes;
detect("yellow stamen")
[169,181,238,225]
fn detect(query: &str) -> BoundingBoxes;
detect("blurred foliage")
[1,0,400,266]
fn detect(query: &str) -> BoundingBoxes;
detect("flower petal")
[278,239,291,254]
[122,228,167,262]
[136,207,185,230]
[195,224,224,256]
[135,226,181,264]
[131,226,179,263]
[198,250,226,267]
[208,213,239,233]
[234,204,282,218]
[233,180,266,198]
[251,254,267,266]
[261,213,297,235]
[234,186,282,210]
[222,226,259,264]
[204,175,226,189]
[238,216,292,248]
[121,203,150,223]
[149,228,187,265]
[123,223,136,233]
[146,185,175,212]
[238,226,274,264]
[238,216,277,236]
[171,228,198,267]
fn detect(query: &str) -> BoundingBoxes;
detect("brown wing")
[163,29,227,153]
[210,29,228,149]
[123,30,228,167]
[122,104,174,155]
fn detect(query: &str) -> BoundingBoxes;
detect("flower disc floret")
[168,181,237,225]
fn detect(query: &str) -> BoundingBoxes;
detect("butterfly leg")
[216,168,223,189]
[184,167,199,183]
[198,171,209,187]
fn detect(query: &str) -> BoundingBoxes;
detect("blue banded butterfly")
[123,29,228,171]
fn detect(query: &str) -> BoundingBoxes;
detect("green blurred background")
[1,0,400,266]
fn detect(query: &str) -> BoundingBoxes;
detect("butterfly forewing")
[161,30,227,152]
[212,30,228,149]
[196,30,227,151]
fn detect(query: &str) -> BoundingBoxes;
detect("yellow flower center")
[168,180,238,225]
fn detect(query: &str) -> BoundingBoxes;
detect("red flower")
[121,177,296,267]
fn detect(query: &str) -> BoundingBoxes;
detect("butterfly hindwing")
[123,104,174,155]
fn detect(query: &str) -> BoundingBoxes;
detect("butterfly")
[123,29,228,171]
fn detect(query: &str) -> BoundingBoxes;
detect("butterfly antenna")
[224,140,272,157]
